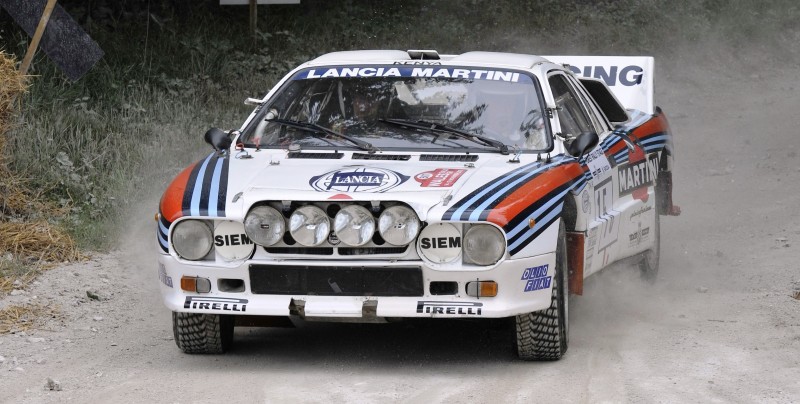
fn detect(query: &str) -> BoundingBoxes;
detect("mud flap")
[566,232,585,295]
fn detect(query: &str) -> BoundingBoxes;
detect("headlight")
[463,224,506,265]
[289,206,330,246]
[378,205,420,246]
[172,219,213,260]
[334,205,375,246]
[244,205,285,246]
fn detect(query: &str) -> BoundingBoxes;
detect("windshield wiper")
[267,118,378,153]
[380,118,509,155]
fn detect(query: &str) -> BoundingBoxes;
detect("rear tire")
[173,312,234,354]
[515,221,569,360]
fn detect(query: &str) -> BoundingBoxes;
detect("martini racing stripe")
[444,161,545,220]
[180,152,230,218]
[158,152,230,252]
[157,213,171,253]
[508,201,564,255]
[444,155,572,221]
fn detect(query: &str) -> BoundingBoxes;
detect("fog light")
[466,281,498,297]
[181,276,211,293]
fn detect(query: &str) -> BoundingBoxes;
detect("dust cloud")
[1,10,799,402]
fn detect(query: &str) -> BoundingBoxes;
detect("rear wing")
[542,56,654,114]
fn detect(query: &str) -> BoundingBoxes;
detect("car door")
[548,72,623,274]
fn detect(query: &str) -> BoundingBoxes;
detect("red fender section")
[486,163,586,228]
[160,163,198,223]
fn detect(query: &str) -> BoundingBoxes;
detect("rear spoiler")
[542,56,654,114]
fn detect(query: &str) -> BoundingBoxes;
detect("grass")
[0,0,798,249]
[0,303,61,334]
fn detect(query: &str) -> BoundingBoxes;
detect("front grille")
[420,154,478,162]
[249,265,424,296]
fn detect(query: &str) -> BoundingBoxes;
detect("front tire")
[173,312,234,354]
[515,221,569,360]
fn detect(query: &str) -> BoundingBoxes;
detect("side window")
[566,75,611,134]
[548,74,594,138]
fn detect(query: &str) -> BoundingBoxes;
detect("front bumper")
[158,252,556,319]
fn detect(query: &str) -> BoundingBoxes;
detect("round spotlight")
[334,205,375,246]
[289,206,330,246]
[378,206,420,246]
[244,205,285,246]
[172,219,213,260]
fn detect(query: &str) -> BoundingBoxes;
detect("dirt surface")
[1,66,799,403]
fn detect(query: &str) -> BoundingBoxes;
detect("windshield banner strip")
[293,66,534,84]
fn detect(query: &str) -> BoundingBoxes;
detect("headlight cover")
[334,205,375,246]
[378,205,420,246]
[463,224,506,265]
[172,219,213,260]
[244,205,285,246]
[289,206,330,246]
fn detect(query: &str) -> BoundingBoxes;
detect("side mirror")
[204,128,232,152]
[567,131,599,158]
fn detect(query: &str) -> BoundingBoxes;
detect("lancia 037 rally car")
[157,50,679,360]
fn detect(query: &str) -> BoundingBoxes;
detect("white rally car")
[157,50,679,360]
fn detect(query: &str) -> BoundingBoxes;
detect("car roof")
[305,50,557,71]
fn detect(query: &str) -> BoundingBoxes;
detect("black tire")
[639,195,661,282]
[172,312,234,354]
[515,221,569,361]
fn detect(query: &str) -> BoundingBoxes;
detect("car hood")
[226,151,517,220]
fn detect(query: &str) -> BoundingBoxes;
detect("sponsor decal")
[393,61,441,65]
[418,223,462,263]
[419,236,461,249]
[416,301,483,315]
[629,204,653,221]
[184,296,248,312]
[567,65,644,87]
[415,168,466,188]
[158,263,172,288]
[581,190,590,213]
[593,176,619,253]
[521,264,551,292]
[628,223,651,247]
[585,145,612,180]
[310,167,409,193]
[618,148,658,201]
[213,233,253,247]
[294,67,533,84]
[213,221,255,261]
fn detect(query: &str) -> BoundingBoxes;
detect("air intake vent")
[264,247,334,255]
[287,152,343,159]
[352,153,411,161]
[420,154,478,162]
[338,246,408,255]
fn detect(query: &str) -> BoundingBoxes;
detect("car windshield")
[241,66,551,152]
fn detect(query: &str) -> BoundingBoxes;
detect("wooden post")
[19,0,59,76]
[249,0,257,38]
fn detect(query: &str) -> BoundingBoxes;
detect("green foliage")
[0,0,798,248]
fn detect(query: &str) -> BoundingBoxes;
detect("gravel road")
[1,64,798,404]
